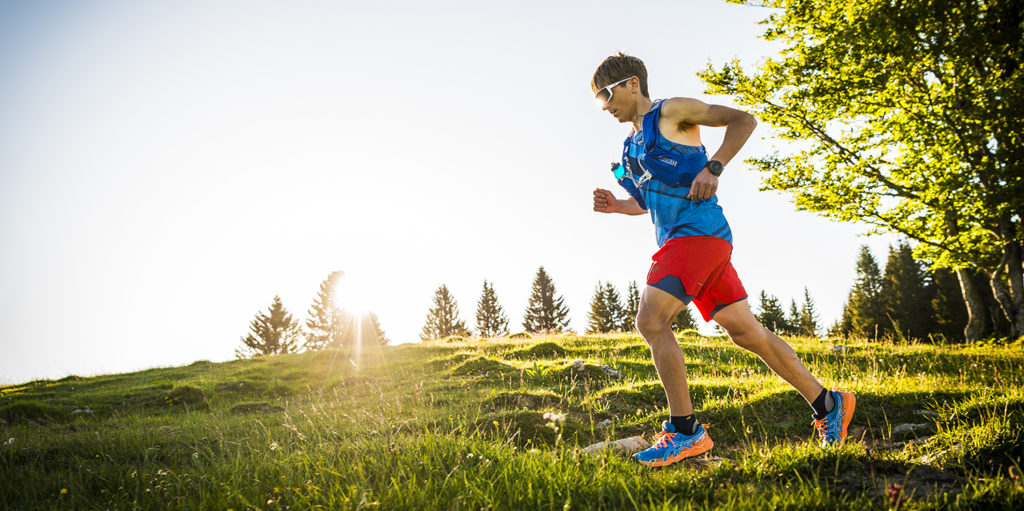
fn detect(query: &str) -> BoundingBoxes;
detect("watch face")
[707,160,723,175]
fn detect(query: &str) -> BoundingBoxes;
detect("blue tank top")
[615,99,733,248]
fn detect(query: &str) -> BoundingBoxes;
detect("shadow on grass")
[699,389,975,451]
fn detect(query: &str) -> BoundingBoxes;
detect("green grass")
[2,334,1023,509]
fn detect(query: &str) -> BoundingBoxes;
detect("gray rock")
[891,423,931,436]
[915,409,939,418]
[596,419,614,428]
[71,408,93,415]
[570,359,621,378]
[581,435,649,455]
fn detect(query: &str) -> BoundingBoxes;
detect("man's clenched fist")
[593,188,618,213]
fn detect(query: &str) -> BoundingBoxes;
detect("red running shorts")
[646,236,748,322]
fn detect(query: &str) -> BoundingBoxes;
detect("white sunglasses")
[595,76,633,106]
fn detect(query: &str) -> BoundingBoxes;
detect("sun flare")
[331,271,373,316]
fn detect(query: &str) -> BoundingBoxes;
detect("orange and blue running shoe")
[812,390,856,447]
[632,421,713,467]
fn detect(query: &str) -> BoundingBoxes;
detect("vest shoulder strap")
[640,99,665,152]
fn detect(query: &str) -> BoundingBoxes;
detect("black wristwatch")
[704,160,724,176]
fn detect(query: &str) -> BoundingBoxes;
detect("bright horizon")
[0,0,900,385]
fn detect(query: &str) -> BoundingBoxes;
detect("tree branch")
[763,99,925,202]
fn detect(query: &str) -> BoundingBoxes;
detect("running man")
[590,52,855,468]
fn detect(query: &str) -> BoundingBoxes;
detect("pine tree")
[522,266,571,334]
[756,291,789,334]
[475,280,509,338]
[841,245,886,339]
[236,296,301,358]
[304,271,347,351]
[603,282,627,333]
[672,305,698,331]
[343,311,390,347]
[838,303,855,338]
[587,282,610,334]
[787,299,801,336]
[420,284,469,341]
[930,268,968,341]
[826,317,845,338]
[798,287,820,337]
[367,312,390,345]
[880,241,933,339]
[622,281,640,332]
[587,281,625,333]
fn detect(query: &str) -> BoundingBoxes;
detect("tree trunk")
[1004,239,1024,339]
[989,273,1016,337]
[990,217,1024,339]
[957,268,987,342]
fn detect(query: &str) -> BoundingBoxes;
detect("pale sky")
[0,0,899,384]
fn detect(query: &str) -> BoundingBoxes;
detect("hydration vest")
[618,99,709,188]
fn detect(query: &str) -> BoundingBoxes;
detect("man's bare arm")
[660,98,757,201]
[593,188,647,215]
[660,97,757,166]
[614,197,648,215]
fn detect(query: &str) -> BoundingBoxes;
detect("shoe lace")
[653,431,677,449]
[812,417,829,439]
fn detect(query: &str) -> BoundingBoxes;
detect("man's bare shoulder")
[660,97,752,128]
[658,97,711,123]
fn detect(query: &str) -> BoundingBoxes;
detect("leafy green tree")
[700,0,1024,340]
[840,246,886,339]
[797,287,820,337]
[756,291,790,334]
[623,281,641,332]
[672,305,698,332]
[421,284,469,341]
[475,280,509,338]
[304,271,347,351]
[881,241,933,339]
[522,266,571,334]
[237,295,301,358]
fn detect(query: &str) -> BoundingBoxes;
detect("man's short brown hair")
[591,52,649,98]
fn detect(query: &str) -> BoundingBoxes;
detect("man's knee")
[635,311,671,341]
[728,324,767,351]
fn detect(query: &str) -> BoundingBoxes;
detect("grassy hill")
[1,333,1022,509]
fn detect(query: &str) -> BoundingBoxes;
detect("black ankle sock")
[670,414,699,435]
[811,388,835,419]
